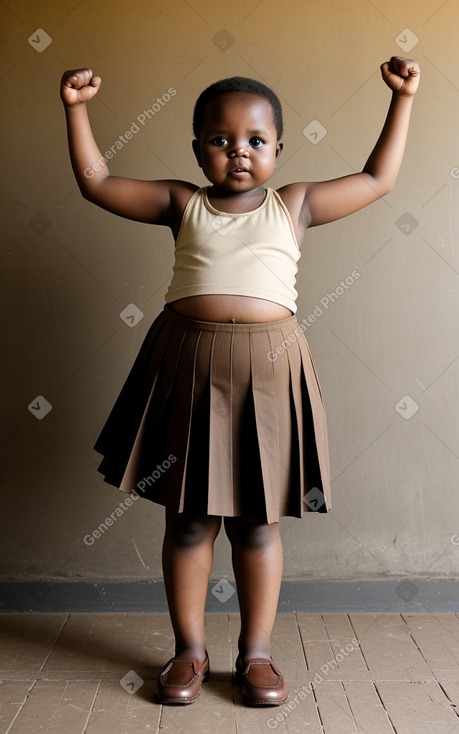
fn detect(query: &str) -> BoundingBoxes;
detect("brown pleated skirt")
[94,306,331,523]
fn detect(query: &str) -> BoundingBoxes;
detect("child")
[60,57,420,706]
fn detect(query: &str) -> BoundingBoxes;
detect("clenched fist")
[60,68,101,107]
[380,57,420,97]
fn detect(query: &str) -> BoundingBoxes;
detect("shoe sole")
[154,691,202,704]
[233,671,288,707]
[242,697,289,707]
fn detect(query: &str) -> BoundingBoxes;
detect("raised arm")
[60,69,194,226]
[281,57,420,230]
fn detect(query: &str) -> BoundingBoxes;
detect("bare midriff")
[169,295,292,323]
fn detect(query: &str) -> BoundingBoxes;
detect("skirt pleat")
[298,336,331,506]
[94,306,331,522]
[250,330,282,523]
[208,329,235,516]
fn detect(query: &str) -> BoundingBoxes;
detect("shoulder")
[275,182,310,209]
[169,180,201,216]
[168,181,202,238]
[275,182,313,240]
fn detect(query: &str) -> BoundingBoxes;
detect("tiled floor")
[1,612,459,733]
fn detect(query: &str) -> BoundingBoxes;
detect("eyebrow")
[205,128,271,136]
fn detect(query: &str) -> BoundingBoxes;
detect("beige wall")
[1,0,458,582]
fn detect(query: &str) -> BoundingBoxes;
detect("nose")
[230,146,248,157]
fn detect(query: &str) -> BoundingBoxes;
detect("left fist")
[380,57,420,97]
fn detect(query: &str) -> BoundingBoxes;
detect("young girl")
[61,57,419,706]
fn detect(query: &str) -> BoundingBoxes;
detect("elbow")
[74,156,109,200]
[74,167,97,201]
[77,174,108,205]
[362,169,395,200]
[80,185,96,203]
[367,174,395,201]
[378,181,394,198]
[78,184,98,204]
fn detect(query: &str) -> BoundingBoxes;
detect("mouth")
[229,167,249,175]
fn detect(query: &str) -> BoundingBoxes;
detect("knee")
[224,517,280,550]
[165,512,221,548]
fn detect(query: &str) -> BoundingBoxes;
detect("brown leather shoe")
[235,656,288,706]
[155,653,210,704]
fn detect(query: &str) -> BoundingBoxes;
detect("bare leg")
[224,516,283,661]
[162,510,221,663]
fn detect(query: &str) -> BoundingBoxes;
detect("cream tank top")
[165,187,301,313]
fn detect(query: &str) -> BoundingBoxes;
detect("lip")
[229,167,249,175]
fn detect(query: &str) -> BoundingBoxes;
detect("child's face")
[193,92,282,192]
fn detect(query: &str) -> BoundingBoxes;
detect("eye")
[212,136,227,146]
[249,136,263,147]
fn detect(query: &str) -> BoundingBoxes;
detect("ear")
[192,139,202,167]
[275,141,283,165]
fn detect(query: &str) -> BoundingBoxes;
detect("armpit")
[298,200,312,230]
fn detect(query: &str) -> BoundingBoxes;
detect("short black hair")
[193,76,283,140]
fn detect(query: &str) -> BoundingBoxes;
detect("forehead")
[200,92,276,132]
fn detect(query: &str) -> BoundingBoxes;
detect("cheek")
[203,149,224,165]
[260,149,278,165]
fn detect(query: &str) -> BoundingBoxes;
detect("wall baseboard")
[1,578,459,613]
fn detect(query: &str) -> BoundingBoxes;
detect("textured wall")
[1,0,458,582]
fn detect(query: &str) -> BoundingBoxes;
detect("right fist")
[60,68,101,107]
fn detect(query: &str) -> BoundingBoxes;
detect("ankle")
[174,645,208,664]
[238,645,271,663]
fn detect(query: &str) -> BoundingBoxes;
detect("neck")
[206,186,267,213]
